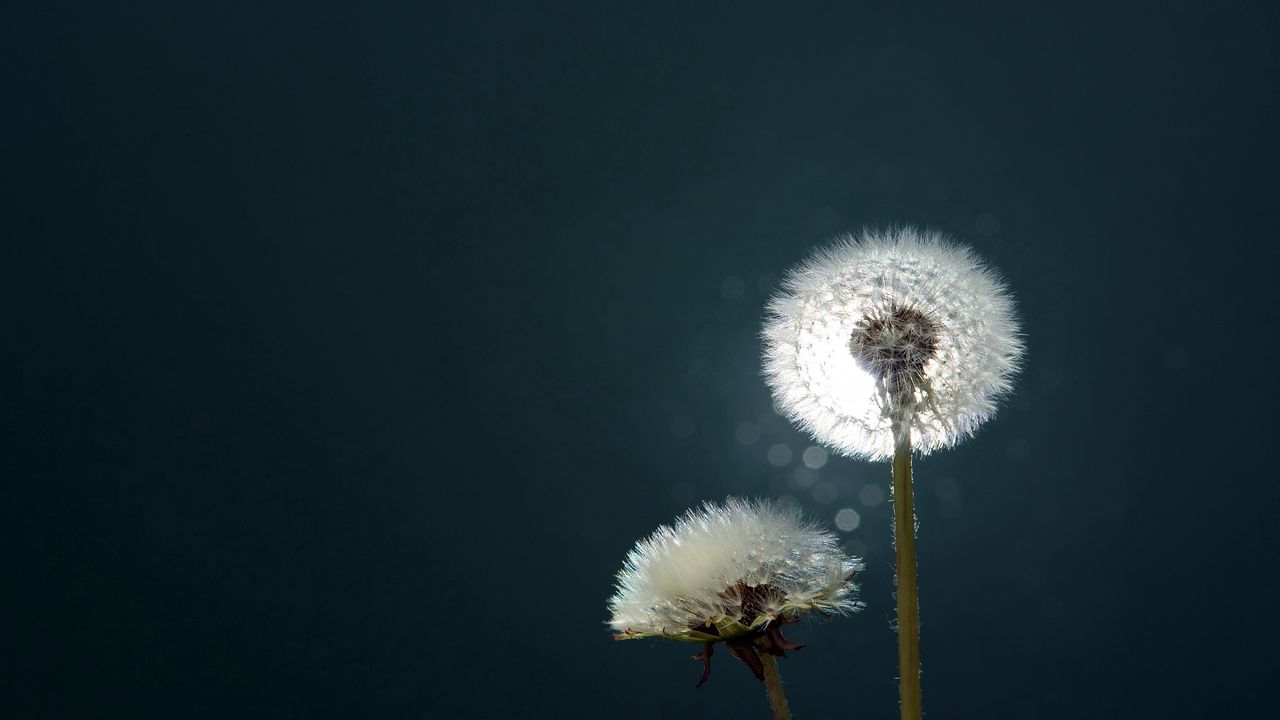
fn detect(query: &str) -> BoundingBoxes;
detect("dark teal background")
[5,2,1279,718]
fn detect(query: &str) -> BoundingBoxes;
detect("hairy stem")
[760,654,792,720]
[892,429,922,720]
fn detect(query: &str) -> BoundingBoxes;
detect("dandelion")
[763,227,1022,460]
[762,227,1023,720]
[609,498,862,719]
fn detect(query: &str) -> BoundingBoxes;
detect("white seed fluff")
[608,498,862,641]
[763,227,1023,460]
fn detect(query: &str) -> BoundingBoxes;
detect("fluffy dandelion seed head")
[763,227,1023,460]
[608,498,862,643]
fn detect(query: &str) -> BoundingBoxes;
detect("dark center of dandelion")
[849,304,942,388]
[689,583,808,687]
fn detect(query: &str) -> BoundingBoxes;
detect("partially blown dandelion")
[609,498,862,718]
[762,227,1023,720]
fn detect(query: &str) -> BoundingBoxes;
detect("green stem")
[892,430,922,720]
[760,653,792,720]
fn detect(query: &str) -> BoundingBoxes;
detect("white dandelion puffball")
[608,498,862,644]
[763,227,1023,460]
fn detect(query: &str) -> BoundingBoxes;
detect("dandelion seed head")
[762,227,1023,460]
[608,498,862,643]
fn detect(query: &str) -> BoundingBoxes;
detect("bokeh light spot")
[777,494,802,515]
[790,466,817,490]
[802,445,828,469]
[859,484,885,507]
[767,443,793,467]
[835,508,861,532]
[812,481,839,505]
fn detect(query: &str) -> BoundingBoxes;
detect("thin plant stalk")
[892,428,922,720]
[760,653,792,720]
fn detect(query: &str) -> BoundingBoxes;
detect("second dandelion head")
[608,498,862,687]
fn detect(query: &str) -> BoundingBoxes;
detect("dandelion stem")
[892,428,922,720]
[760,653,792,720]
